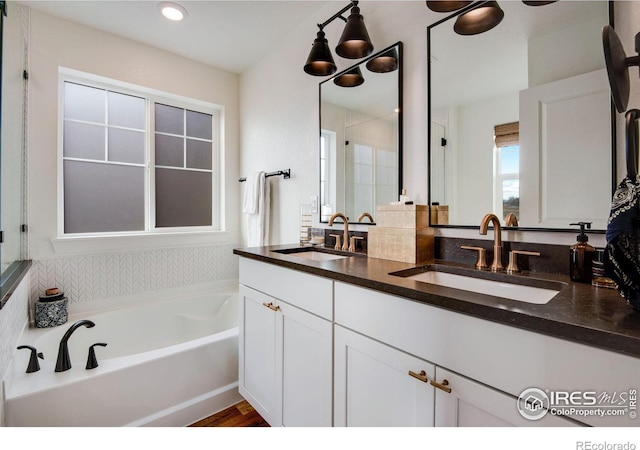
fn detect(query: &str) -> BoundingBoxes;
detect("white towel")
[242,172,261,215]
[243,171,270,247]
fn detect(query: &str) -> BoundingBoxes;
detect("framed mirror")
[319,41,403,224]
[428,1,614,231]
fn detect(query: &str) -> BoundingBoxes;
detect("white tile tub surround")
[0,272,31,426]
[30,245,238,312]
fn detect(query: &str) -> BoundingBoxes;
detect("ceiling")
[21,0,331,74]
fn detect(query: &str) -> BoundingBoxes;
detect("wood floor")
[189,400,269,427]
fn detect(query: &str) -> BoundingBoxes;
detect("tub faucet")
[328,213,349,251]
[55,319,95,372]
[479,213,503,272]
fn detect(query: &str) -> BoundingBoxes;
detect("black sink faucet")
[55,319,95,372]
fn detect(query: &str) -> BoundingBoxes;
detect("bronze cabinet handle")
[430,378,452,393]
[408,370,429,383]
[262,302,280,312]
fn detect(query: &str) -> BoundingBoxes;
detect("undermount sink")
[390,265,563,304]
[272,247,351,261]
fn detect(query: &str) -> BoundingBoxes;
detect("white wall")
[25,9,241,309]
[455,92,519,225]
[28,9,240,259]
[240,1,430,244]
[528,15,607,88]
[241,1,637,249]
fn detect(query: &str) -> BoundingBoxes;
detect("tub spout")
[55,319,95,372]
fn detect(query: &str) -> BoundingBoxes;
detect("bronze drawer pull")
[430,379,452,393]
[262,302,280,312]
[408,370,429,383]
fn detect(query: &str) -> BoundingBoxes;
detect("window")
[60,72,221,235]
[493,122,520,221]
[320,129,337,220]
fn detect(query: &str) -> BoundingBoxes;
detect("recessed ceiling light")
[158,2,187,21]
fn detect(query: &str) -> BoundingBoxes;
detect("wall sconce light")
[334,66,365,87]
[428,0,556,36]
[426,1,472,13]
[366,47,399,73]
[304,1,374,76]
[454,1,503,35]
[602,25,640,113]
[304,30,337,76]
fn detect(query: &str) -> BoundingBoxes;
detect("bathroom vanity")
[233,245,640,427]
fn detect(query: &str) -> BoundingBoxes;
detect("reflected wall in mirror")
[1,1,28,285]
[428,1,614,230]
[319,42,402,224]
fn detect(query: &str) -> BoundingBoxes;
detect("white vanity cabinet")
[238,258,333,427]
[334,325,435,426]
[333,282,640,427]
[433,367,575,427]
[334,323,573,427]
[239,285,280,425]
[238,255,640,427]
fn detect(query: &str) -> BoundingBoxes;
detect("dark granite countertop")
[233,245,640,360]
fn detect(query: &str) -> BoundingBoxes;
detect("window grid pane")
[62,77,220,234]
[153,105,214,228]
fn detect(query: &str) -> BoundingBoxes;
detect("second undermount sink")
[272,247,351,261]
[390,265,564,304]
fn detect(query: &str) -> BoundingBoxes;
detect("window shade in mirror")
[494,121,519,148]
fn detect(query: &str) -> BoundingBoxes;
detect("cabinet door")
[239,285,281,426]
[434,367,583,427]
[279,300,333,427]
[334,326,435,427]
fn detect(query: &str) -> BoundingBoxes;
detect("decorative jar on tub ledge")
[34,288,68,328]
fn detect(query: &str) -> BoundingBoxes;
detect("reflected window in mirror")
[493,122,520,223]
[319,42,403,224]
[427,1,615,231]
[320,130,337,221]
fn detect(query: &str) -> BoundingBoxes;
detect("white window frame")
[55,68,226,252]
[320,129,337,212]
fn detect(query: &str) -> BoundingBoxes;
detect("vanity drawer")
[239,257,333,319]
[335,281,640,427]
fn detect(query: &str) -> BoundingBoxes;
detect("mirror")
[1,1,28,291]
[428,1,614,230]
[319,42,402,224]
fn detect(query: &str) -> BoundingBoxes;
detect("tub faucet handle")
[17,345,44,373]
[86,343,108,370]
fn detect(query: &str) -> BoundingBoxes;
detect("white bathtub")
[4,288,241,427]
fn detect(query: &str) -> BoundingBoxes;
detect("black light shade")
[366,48,399,73]
[334,67,365,87]
[522,1,557,5]
[453,1,504,35]
[426,1,472,13]
[602,25,637,114]
[304,30,337,76]
[335,5,374,59]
